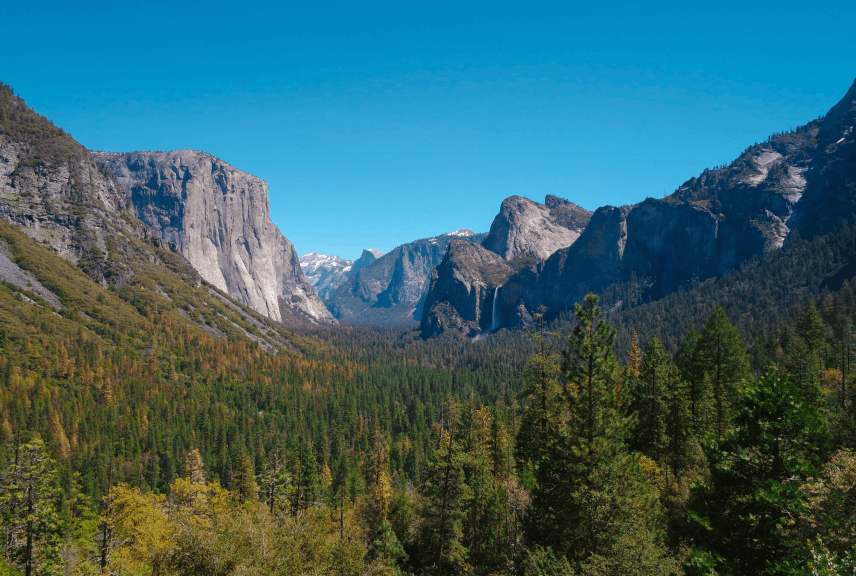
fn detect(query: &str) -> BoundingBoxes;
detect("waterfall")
[489,286,500,332]
[473,286,501,342]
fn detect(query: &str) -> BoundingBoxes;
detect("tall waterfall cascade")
[488,286,500,333]
[473,286,501,341]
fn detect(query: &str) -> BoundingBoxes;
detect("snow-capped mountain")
[300,249,383,300]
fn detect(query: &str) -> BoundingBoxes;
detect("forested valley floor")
[4,220,856,575]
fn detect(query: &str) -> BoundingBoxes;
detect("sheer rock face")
[300,248,383,301]
[420,239,514,338]
[327,230,484,325]
[494,195,782,330]
[482,195,591,260]
[787,79,856,239]
[100,150,334,325]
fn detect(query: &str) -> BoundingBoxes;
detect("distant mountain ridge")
[326,229,485,324]
[299,248,383,300]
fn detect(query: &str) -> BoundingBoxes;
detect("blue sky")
[3,1,855,259]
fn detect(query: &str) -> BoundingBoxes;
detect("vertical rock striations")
[98,150,334,325]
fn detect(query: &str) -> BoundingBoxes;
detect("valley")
[1,76,855,575]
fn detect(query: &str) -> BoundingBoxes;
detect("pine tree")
[415,399,471,575]
[689,369,828,574]
[183,449,205,484]
[632,338,671,464]
[258,447,290,515]
[698,306,751,436]
[797,299,828,356]
[235,454,258,503]
[628,329,643,377]
[786,335,823,407]
[0,438,63,576]
[362,430,393,530]
[516,316,561,484]
[675,329,712,435]
[526,295,674,572]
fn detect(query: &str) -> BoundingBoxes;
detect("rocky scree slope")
[327,230,484,324]
[299,248,382,301]
[421,78,856,337]
[97,150,334,326]
[0,82,305,353]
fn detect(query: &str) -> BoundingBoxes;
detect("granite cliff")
[0,82,306,353]
[420,239,514,338]
[417,194,590,334]
[97,150,334,325]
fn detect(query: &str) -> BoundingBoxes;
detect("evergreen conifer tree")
[698,306,751,436]
[689,370,828,574]
[526,295,675,573]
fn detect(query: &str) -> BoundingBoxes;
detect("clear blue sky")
[3,1,855,260]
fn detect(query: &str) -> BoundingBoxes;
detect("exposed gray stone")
[420,239,514,338]
[482,195,591,260]
[98,150,335,325]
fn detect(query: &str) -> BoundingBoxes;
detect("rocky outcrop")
[300,248,382,301]
[420,239,514,338]
[481,195,591,260]
[328,230,484,324]
[787,79,856,239]
[98,150,334,325]
[351,248,383,275]
[545,194,593,234]
[0,87,132,270]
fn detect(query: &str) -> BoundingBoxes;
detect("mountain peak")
[482,196,585,260]
[443,229,476,237]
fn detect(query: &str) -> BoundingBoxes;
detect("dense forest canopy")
[2,216,856,574]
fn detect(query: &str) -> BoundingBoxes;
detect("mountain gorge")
[2,74,856,576]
